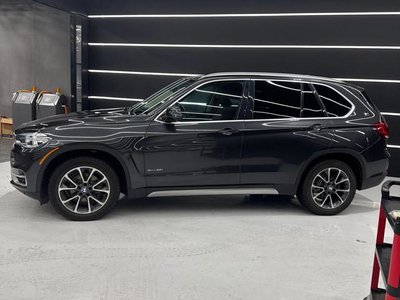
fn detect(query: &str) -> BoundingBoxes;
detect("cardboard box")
[0,117,13,137]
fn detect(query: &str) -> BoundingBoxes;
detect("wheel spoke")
[77,167,85,183]
[92,177,106,188]
[62,195,79,204]
[64,174,78,187]
[336,188,350,192]
[88,195,105,206]
[87,168,96,183]
[334,192,345,203]
[334,170,342,184]
[336,178,349,185]
[92,188,110,195]
[312,184,324,190]
[59,187,78,191]
[74,196,82,212]
[87,197,92,213]
[317,174,328,183]
[327,168,331,182]
[328,194,334,208]
[312,190,325,200]
[320,195,329,207]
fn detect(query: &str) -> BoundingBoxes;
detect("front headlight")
[16,132,52,148]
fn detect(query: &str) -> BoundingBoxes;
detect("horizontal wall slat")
[89,16,400,45]
[88,73,177,99]
[88,47,400,79]
[353,82,400,112]
[86,0,400,15]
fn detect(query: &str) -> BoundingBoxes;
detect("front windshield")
[129,78,197,115]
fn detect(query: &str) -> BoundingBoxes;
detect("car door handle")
[309,124,323,131]
[218,128,238,136]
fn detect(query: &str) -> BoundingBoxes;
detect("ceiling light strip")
[388,144,400,149]
[88,12,400,18]
[88,69,400,83]
[88,95,143,101]
[88,43,400,50]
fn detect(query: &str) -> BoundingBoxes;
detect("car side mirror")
[164,105,183,122]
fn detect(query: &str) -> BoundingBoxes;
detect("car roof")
[199,72,363,89]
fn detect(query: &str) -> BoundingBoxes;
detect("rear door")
[241,79,333,187]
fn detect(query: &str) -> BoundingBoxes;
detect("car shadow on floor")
[109,193,378,218]
[3,190,378,221]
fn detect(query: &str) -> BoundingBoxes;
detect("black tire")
[297,160,356,215]
[49,157,120,221]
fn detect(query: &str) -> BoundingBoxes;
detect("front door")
[141,79,249,187]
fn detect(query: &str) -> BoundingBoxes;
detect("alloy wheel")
[310,167,350,209]
[57,166,110,214]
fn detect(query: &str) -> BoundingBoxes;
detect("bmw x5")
[11,72,390,220]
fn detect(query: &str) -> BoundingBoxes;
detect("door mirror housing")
[164,105,183,122]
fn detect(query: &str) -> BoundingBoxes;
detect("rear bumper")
[359,155,389,190]
[359,139,390,190]
[360,170,387,190]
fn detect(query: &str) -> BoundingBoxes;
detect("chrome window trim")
[154,77,356,125]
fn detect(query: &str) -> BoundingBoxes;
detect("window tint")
[301,84,325,118]
[174,80,244,121]
[314,84,352,117]
[253,81,301,119]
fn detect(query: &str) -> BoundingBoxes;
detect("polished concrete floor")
[0,160,399,300]
[0,138,13,162]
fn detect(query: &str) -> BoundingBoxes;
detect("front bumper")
[10,143,54,203]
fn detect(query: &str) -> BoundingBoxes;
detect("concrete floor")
[0,160,399,300]
[0,138,13,162]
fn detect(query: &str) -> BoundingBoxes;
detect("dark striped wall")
[29,0,400,176]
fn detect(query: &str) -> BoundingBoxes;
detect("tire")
[297,160,356,215]
[49,157,120,221]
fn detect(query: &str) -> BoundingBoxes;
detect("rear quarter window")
[313,84,352,117]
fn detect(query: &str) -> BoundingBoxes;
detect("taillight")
[374,121,389,139]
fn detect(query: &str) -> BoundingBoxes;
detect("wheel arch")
[296,150,365,194]
[38,145,134,202]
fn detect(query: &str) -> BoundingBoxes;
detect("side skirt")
[147,188,279,197]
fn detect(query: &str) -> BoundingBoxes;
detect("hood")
[15,107,149,134]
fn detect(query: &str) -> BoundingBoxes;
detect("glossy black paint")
[10,73,389,203]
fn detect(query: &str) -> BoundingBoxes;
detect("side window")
[174,80,244,121]
[253,80,301,119]
[313,84,352,117]
[301,83,325,118]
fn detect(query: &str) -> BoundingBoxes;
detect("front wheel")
[49,157,120,221]
[297,160,356,215]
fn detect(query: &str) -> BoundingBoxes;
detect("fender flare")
[294,148,366,192]
[36,143,140,197]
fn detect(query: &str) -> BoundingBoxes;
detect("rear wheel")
[297,160,356,215]
[49,157,120,221]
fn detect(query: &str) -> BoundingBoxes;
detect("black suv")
[11,72,390,220]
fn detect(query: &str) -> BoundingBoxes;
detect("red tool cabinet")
[365,180,400,300]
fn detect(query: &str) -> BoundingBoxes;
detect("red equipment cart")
[365,180,400,300]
